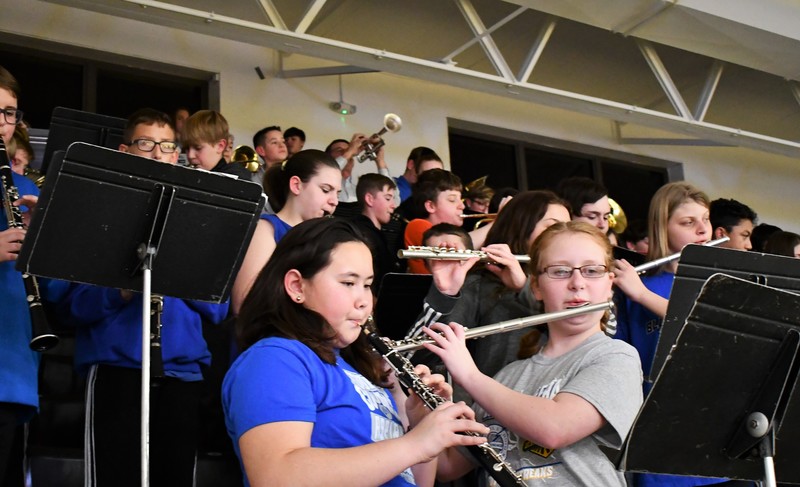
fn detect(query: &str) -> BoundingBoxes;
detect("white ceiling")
[44,0,800,157]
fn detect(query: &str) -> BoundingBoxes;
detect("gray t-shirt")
[475,332,643,486]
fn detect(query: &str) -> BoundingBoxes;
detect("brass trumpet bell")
[232,145,260,173]
[608,198,627,234]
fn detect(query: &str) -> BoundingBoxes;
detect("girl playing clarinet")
[222,217,489,486]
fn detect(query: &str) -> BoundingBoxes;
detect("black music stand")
[41,107,126,176]
[17,142,265,486]
[651,245,800,382]
[613,245,647,268]
[617,274,800,486]
[374,273,433,340]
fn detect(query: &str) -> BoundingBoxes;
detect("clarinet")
[0,138,59,352]
[363,327,526,487]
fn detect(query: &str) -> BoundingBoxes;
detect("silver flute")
[398,246,531,263]
[632,236,730,274]
[391,301,613,353]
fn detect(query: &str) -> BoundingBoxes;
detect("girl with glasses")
[420,221,643,486]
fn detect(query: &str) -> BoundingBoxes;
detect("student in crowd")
[764,230,800,258]
[283,126,305,157]
[252,125,288,186]
[403,169,496,274]
[424,221,643,486]
[350,173,399,297]
[612,182,736,487]
[119,108,180,164]
[8,125,33,176]
[61,107,230,487]
[172,107,190,147]
[222,217,488,487]
[324,133,391,203]
[403,169,466,274]
[619,218,649,255]
[556,176,612,236]
[405,191,571,392]
[394,146,443,204]
[461,179,494,232]
[232,149,341,314]
[750,223,782,253]
[182,110,251,180]
[709,198,758,251]
[0,64,68,487]
[394,147,444,221]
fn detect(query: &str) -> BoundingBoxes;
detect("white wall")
[4,0,799,231]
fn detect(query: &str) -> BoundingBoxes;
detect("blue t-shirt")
[259,213,292,243]
[222,337,415,487]
[614,272,727,487]
[394,175,412,203]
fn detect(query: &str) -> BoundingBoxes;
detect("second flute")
[398,246,531,263]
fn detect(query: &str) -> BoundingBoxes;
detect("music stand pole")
[141,262,153,487]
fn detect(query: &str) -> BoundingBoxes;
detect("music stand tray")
[18,141,265,301]
[652,245,800,381]
[41,107,127,176]
[618,273,800,484]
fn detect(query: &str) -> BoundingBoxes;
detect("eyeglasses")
[127,138,178,153]
[0,108,24,125]
[540,264,608,279]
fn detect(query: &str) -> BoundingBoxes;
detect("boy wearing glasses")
[0,64,41,487]
[119,108,180,164]
[59,107,230,486]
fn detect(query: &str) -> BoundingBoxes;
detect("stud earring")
[295,296,302,302]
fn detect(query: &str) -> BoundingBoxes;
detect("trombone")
[389,301,613,353]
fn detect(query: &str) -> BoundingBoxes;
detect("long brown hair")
[517,221,613,359]
[647,182,710,263]
[236,217,388,386]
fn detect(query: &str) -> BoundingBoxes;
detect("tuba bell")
[355,113,402,163]
[608,198,627,234]
[231,145,260,173]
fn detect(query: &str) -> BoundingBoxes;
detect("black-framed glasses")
[540,264,608,279]
[0,108,23,125]
[127,138,178,153]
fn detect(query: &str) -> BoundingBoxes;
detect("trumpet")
[354,113,402,163]
[631,236,730,274]
[390,301,613,353]
[398,246,530,263]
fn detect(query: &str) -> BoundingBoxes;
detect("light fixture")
[330,75,356,115]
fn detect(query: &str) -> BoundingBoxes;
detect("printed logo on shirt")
[522,440,554,458]
[533,378,562,399]
[343,369,415,484]
[645,318,662,334]
[519,463,558,481]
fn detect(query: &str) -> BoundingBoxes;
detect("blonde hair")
[181,110,229,148]
[646,182,709,263]
[517,221,612,359]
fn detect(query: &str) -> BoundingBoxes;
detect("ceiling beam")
[453,0,516,81]
[44,0,800,157]
[294,0,326,34]
[693,60,724,122]
[255,0,285,30]
[517,15,556,83]
[637,39,692,120]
